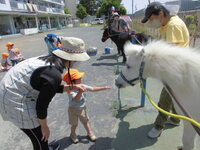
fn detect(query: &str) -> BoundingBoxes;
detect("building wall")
[65,0,77,17]
[0,15,16,35]
[0,0,11,10]
[0,0,69,35]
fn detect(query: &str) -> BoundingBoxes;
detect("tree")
[64,7,71,14]
[76,4,88,20]
[79,0,97,15]
[118,5,126,15]
[97,0,126,16]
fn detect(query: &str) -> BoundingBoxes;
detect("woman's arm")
[36,79,56,141]
[36,79,56,119]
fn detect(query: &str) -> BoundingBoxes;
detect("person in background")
[14,48,25,62]
[141,1,189,140]
[6,42,19,66]
[62,69,111,144]
[109,12,130,33]
[0,52,10,71]
[0,37,90,150]
[44,33,62,54]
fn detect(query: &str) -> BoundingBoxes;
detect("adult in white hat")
[0,37,90,150]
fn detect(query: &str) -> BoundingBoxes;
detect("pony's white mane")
[144,40,200,59]
[125,40,200,91]
[124,41,144,56]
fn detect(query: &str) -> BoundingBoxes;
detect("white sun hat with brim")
[52,37,90,61]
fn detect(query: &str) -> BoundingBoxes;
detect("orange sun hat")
[6,42,14,47]
[62,69,85,84]
[1,52,9,58]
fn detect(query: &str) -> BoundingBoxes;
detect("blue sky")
[121,0,180,14]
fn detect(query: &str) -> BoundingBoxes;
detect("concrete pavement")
[0,27,199,150]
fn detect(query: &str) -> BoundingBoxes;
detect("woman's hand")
[38,119,50,142]
[63,84,86,93]
[41,125,50,142]
[74,84,86,92]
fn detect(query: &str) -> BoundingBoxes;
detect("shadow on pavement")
[96,54,118,61]
[57,135,90,150]
[111,107,157,150]
[92,62,124,66]
[112,122,157,150]
[116,107,140,121]
[88,137,114,150]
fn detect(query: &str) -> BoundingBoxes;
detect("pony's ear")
[124,41,144,56]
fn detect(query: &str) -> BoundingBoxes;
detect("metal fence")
[178,10,200,47]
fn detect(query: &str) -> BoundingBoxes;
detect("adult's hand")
[41,125,50,142]
[73,84,86,92]
[63,84,86,93]
[38,119,50,142]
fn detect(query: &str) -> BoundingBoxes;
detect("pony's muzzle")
[101,37,106,42]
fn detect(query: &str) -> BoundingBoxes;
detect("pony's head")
[101,28,110,42]
[115,41,144,88]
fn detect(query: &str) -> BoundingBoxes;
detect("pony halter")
[120,49,145,86]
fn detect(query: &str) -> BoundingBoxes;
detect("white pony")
[115,40,200,150]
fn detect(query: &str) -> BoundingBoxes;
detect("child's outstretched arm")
[90,86,111,92]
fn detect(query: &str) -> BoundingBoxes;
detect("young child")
[62,69,111,144]
[6,42,18,66]
[14,48,25,62]
[0,52,9,71]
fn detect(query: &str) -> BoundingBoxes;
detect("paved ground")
[0,27,199,150]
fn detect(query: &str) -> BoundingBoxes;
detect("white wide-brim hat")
[52,37,90,61]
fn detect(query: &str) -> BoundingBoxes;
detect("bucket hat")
[52,37,90,61]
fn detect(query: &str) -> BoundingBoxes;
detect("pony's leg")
[181,121,196,150]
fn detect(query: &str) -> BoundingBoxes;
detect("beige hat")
[52,37,90,61]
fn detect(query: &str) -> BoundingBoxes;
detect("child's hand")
[78,88,85,93]
[104,86,111,90]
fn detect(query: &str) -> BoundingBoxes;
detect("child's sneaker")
[70,134,79,144]
[87,134,97,142]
